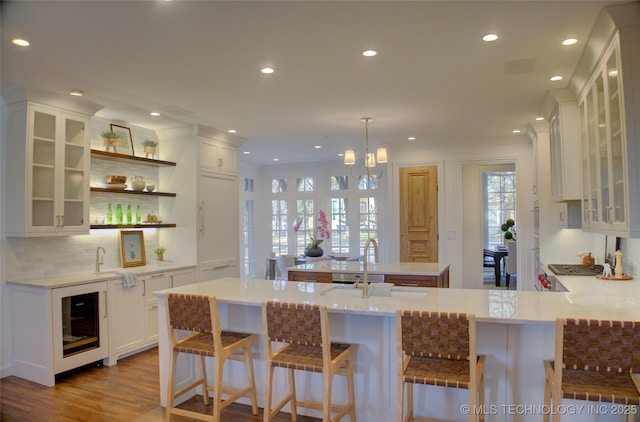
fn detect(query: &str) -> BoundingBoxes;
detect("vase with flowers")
[293,210,330,257]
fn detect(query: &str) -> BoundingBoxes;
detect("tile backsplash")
[5,230,160,281]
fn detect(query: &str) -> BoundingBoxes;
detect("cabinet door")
[199,260,239,282]
[142,273,172,342]
[108,280,145,357]
[171,269,197,287]
[198,173,239,268]
[28,105,89,235]
[199,139,238,176]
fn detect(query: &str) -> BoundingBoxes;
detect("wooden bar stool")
[165,293,258,422]
[262,301,358,422]
[544,318,640,422]
[396,310,486,422]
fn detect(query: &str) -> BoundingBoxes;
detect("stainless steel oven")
[52,282,109,374]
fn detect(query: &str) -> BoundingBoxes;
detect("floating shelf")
[90,187,176,197]
[90,223,177,230]
[90,149,176,167]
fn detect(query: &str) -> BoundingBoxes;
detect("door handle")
[199,201,205,232]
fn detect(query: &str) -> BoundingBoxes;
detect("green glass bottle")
[136,205,141,225]
[116,204,123,225]
[106,204,113,224]
[126,204,132,225]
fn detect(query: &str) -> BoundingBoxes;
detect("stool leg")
[288,368,297,421]
[543,377,551,422]
[323,372,334,422]
[198,355,209,406]
[245,346,258,415]
[263,365,274,422]
[165,350,178,422]
[346,359,356,421]
[405,383,414,422]
[397,379,404,422]
[479,373,485,422]
[213,356,223,422]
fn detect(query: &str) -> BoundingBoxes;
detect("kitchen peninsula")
[155,276,640,422]
[287,260,450,287]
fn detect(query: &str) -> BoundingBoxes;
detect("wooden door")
[400,166,438,262]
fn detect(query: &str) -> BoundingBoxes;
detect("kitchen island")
[287,260,450,287]
[155,277,639,421]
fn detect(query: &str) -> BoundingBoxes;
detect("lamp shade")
[344,149,356,166]
[376,148,388,163]
[365,153,376,168]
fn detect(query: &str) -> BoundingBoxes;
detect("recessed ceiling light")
[314,145,321,149]
[261,67,275,74]
[338,153,344,157]
[562,38,578,46]
[550,75,563,81]
[512,129,522,134]
[408,136,416,141]
[535,116,544,121]
[12,38,30,47]
[228,129,237,134]
[272,158,279,162]
[150,112,160,116]
[482,33,498,42]
[243,151,250,155]
[69,89,84,97]
[362,49,377,57]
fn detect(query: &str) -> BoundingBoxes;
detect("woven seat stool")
[543,318,640,422]
[396,310,486,422]
[165,293,258,422]
[262,301,358,422]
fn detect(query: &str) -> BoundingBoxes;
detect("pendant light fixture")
[344,117,388,179]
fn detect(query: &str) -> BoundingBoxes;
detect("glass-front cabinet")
[6,100,93,236]
[578,32,639,237]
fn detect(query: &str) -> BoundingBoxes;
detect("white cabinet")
[198,172,240,281]
[171,268,197,287]
[5,100,98,236]
[578,31,640,237]
[200,138,238,176]
[141,272,172,343]
[107,279,145,363]
[543,89,582,202]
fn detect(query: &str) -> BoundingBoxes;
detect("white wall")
[1,96,10,378]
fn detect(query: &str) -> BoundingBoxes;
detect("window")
[271,199,288,256]
[330,197,348,254]
[358,175,378,190]
[359,196,378,256]
[330,175,348,191]
[484,171,516,249]
[244,178,254,193]
[297,177,314,192]
[272,178,287,193]
[241,199,255,276]
[295,199,314,255]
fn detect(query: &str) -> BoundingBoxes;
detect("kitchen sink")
[320,284,428,298]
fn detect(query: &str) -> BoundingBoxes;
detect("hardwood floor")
[0,347,320,422]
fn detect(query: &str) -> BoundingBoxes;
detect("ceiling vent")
[504,58,536,75]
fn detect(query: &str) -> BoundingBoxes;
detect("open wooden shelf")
[90,149,176,167]
[90,187,176,197]
[90,223,177,230]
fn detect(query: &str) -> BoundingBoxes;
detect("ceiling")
[1,0,632,166]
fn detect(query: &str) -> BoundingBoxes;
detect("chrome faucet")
[95,246,106,273]
[356,238,379,298]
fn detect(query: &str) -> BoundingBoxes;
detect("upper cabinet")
[4,88,103,236]
[577,16,640,237]
[542,89,582,202]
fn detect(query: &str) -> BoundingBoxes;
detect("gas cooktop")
[548,264,604,276]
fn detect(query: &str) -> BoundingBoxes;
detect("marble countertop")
[289,260,449,276]
[155,275,640,324]
[7,262,196,289]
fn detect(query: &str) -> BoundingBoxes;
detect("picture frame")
[110,124,135,156]
[119,230,146,267]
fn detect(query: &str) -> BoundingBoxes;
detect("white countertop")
[155,275,640,324]
[7,262,196,289]
[289,260,449,276]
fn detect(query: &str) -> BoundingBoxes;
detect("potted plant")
[101,131,121,153]
[154,246,166,261]
[142,139,158,159]
[501,218,516,241]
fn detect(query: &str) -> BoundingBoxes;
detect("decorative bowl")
[146,185,155,192]
[105,175,127,184]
